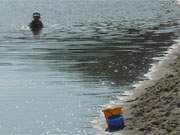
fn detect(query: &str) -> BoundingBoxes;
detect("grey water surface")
[0,0,180,134]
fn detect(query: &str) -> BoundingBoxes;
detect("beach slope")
[124,41,180,135]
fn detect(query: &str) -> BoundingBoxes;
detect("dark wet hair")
[33,12,41,17]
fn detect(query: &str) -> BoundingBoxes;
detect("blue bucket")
[107,115,125,131]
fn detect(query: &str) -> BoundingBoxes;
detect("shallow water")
[0,0,180,134]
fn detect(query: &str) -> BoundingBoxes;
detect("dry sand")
[122,41,180,135]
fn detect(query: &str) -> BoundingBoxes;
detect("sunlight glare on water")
[0,0,179,134]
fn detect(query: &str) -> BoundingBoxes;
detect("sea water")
[0,0,179,134]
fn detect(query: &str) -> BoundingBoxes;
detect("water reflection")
[31,21,178,87]
[0,0,179,134]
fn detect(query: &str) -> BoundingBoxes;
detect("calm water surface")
[0,0,180,134]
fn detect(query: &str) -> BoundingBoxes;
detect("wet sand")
[122,40,180,135]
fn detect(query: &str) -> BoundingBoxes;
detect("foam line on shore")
[128,40,180,99]
[94,40,180,135]
[123,40,180,135]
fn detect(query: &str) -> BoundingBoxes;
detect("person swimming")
[29,12,43,35]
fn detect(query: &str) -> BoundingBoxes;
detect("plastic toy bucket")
[102,106,123,119]
[107,115,125,131]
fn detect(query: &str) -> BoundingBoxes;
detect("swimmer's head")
[33,12,41,20]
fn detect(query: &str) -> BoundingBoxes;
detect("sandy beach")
[123,40,180,135]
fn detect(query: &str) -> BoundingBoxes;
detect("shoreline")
[122,40,180,135]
